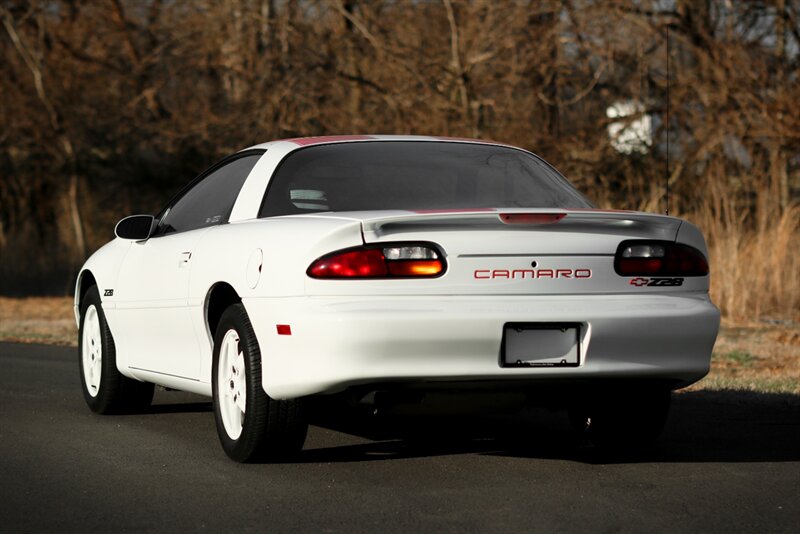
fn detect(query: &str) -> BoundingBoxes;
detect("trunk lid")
[303,209,706,295]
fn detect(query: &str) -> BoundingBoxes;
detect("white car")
[76,135,720,461]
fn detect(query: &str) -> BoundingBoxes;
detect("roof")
[245,134,511,151]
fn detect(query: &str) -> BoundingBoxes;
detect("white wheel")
[79,285,154,414]
[211,303,308,462]
[217,328,247,440]
[81,305,103,397]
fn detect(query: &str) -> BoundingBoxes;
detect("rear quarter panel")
[675,220,709,256]
[187,215,364,382]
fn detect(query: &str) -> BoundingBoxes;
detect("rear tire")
[569,386,671,450]
[79,286,154,414]
[212,303,307,462]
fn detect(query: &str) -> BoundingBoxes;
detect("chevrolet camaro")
[75,135,720,461]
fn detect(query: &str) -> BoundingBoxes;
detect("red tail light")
[308,244,445,279]
[307,248,387,278]
[614,241,709,276]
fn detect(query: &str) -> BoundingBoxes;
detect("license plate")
[502,323,580,367]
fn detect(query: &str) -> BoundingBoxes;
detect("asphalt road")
[1,342,798,533]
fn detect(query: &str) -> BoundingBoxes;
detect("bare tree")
[0,0,797,316]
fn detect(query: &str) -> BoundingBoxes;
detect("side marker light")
[276,325,292,336]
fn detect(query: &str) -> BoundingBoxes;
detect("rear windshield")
[259,142,593,217]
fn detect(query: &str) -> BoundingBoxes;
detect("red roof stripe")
[285,135,375,146]
[436,136,501,145]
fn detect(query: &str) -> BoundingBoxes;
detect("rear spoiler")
[361,209,684,242]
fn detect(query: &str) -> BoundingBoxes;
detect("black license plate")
[502,323,580,368]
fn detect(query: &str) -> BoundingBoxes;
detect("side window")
[157,153,262,235]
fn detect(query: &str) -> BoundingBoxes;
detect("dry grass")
[690,191,800,324]
[1,296,797,394]
[0,297,76,345]
[687,323,800,395]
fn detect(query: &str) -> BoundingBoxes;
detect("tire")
[212,303,307,462]
[79,286,154,414]
[568,385,671,450]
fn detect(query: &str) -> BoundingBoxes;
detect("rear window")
[259,142,592,217]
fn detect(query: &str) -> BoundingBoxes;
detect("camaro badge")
[474,269,592,279]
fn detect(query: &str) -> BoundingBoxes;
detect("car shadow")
[128,389,213,415]
[147,401,213,415]
[296,389,800,465]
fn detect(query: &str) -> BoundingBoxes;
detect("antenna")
[665,25,670,216]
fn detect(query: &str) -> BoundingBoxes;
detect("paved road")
[1,342,798,532]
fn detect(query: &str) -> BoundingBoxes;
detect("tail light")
[614,240,709,276]
[308,244,445,279]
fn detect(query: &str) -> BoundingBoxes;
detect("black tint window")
[259,142,592,217]
[159,154,261,235]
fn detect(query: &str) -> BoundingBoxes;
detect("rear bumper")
[243,293,720,399]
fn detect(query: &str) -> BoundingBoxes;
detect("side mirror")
[115,215,155,240]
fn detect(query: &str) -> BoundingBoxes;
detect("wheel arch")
[205,282,242,343]
[75,270,98,324]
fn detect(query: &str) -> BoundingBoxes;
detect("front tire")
[212,303,307,462]
[79,286,154,414]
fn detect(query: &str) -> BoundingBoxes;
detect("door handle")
[179,251,192,267]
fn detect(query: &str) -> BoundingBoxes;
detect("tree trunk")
[61,136,86,262]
